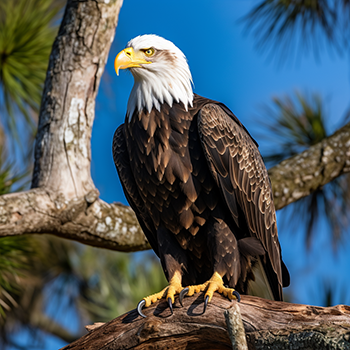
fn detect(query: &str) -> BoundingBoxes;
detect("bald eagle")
[113,34,289,317]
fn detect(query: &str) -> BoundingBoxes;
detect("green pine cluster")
[243,0,350,62]
[0,0,61,138]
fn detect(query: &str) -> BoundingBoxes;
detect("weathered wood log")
[61,294,350,350]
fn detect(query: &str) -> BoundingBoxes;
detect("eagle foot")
[136,272,183,318]
[179,272,240,313]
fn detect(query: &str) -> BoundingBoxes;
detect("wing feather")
[198,103,285,298]
[112,124,159,255]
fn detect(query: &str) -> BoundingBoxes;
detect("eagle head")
[114,34,193,116]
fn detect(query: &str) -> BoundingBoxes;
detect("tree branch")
[0,0,151,252]
[224,303,248,350]
[60,295,350,350]
[0,189,148,251]
[270,121,350,210]
[1,123,349,251]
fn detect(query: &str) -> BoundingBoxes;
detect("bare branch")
[0,189,148,251]
[0,0,152,252]
[224,303,248,350]
[270,121,350,210]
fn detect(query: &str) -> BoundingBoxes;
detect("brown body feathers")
[113,94,289,301]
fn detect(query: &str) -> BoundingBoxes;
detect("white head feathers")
[125,34,194,117]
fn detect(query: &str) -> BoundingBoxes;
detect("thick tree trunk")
[61,294,350,350]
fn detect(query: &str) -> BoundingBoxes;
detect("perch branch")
[61,294,350,350]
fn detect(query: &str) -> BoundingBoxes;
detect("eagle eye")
[143,48,155,57]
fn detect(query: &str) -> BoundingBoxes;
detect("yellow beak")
[114,47,151,75]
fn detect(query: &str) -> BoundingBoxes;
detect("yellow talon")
[138,271,239,317]
[143,288,167,307]
[142,271,183,307]
[185,272,239,303]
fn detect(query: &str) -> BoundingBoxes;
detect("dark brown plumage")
[113,94,289,301]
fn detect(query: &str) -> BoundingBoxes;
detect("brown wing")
[112,124,159,256]
[198,103,288,300]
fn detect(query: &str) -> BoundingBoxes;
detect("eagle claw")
[202,295,209,314]
[167,297,174,315]
[179,287,189,307]
[137,299,147,318]
[179,288,209,314]
[232,291,241,302]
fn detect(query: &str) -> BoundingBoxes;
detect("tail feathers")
[237,237,287,301]
[247,257,275,301]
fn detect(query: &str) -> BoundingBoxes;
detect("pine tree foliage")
[0,0,61,140]
[243,0,350,62]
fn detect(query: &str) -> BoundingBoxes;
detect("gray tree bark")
[270,122,350,210]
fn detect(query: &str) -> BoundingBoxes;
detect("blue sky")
[91,0,350,308]
[93,0,350,202]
